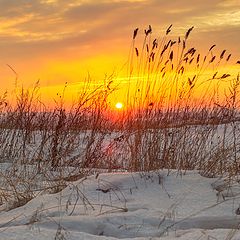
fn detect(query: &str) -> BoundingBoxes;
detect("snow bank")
[0,170,239,239]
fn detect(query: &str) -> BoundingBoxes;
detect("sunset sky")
[0,0,239,107]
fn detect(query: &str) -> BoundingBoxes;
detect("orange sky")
[0,0,239,109]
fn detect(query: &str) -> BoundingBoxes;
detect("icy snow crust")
[0,170,239,239]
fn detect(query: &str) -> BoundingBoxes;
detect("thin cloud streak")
[0,0,239,46]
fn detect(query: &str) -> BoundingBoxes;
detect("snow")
[0,170,239,239]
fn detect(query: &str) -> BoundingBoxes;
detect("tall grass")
[0,77,114,209]
[118,25,240,176]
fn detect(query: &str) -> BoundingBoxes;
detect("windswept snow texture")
[0,171,239,239]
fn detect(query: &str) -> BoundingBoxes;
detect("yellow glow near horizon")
[29,62,239,112]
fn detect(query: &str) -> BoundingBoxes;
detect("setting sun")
[115,102,124,109]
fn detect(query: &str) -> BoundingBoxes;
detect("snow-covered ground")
[0,170,239,239]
